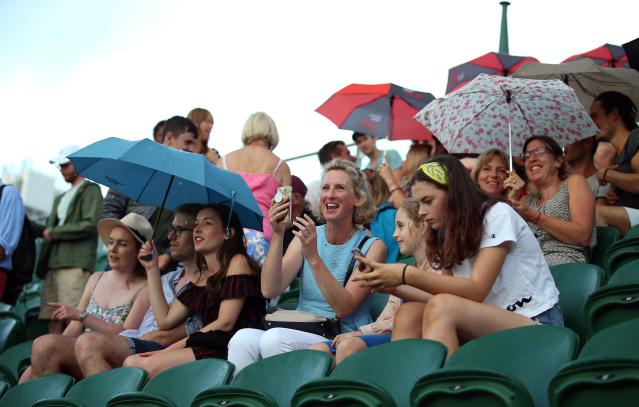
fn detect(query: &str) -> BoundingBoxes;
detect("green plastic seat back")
[140,358,233,407]
[277,288,300,305]
[548,318,639,407]
[230,349,332,406]
[623,224,639,240]
[0,339,33,385]
[584,278,639,337]
[591,226,620,269]
[442,325,578,407]
[0,318,25,354]
[579,317,639,360]
[0,374,74,407]
[64,367,147,406]
[607,259,639,285]
[369,292,390,321]
[549,263,604,344]
[603,238,639,279]
[327,339,446,406]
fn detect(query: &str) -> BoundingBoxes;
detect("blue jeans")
[532,303,564,326]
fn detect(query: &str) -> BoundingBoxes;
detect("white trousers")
[227,328,327,374]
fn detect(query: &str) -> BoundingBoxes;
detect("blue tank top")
[297,225,376,333]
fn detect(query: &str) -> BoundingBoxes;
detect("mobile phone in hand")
[274,186,293,223]
[351,248,364,258]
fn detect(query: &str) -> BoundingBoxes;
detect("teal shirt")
[297,225,376,333]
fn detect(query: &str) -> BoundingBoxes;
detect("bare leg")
[307,342,335,367]
[18,366,32,384]
[31,334,83,379]
[391,302,425,340]
[335,337,368,365]
[596,206,631,235]
[47,320,64,335]
[422,294,535,358]
[123,347,196,379]
[75,332,132,377]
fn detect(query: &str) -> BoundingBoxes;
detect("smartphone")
[274,186,293,223]
[351,248,364,258]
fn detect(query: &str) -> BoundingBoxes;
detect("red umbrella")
[563,43,629,68]
[315,83,435,141]
[446,52,539,94]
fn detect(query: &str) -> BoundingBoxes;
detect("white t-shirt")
[452,202,559,318]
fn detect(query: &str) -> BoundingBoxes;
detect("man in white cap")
[37,144,103,334]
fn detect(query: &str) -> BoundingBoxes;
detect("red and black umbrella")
[315,83,435,141]
[563,43,629,68]
[446,52,539,94]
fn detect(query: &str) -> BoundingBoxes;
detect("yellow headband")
[419,162,447,185]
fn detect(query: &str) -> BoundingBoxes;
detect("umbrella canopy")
[69,137,263,231]
[513,58,639,120]
[446,52,539,94]
[415,74,598,167]
[563,43,629,68]
[315,83,435,141]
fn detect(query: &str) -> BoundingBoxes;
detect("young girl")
[124,204,265,378]
[310,199,438,364]
[355,155,562,357]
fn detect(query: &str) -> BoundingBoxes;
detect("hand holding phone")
[274,186,293,224]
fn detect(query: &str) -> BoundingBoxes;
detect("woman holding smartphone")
[226,159,387,374]
[354,156,562,358]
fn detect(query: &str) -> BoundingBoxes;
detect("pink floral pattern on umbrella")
[414,74,598,155]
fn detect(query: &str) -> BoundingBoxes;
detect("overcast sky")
[1,0,637,189]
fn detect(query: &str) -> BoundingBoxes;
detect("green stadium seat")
[277,288,300,306]
[369,292,390,321]
[0,340,34,386]
[584,263,639,337]
[549,263,604,345]
[602,236,639,280]
[33,367,147,407]
[192,350,332,407]
[548,317,639,407]
[0,374,74,407]
[410,325,578,407]
[0,318,26,354]
[590,226,620,270]
[292,339,447,407]
[106,359,234,407]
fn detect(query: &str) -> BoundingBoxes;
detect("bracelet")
[534,210,542,225]
[401,264,408,285]
[389,186,401,195]
[603,168,610,182]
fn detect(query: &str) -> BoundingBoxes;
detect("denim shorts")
[324,333,391,353]
[124,337,166,355]
[531,303,564,326]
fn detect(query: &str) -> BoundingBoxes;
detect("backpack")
[0,185,35,283]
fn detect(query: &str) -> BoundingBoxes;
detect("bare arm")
[138,241,190,329]
[261,200,304,298]
[597,152,639,194]
[513,175,594,247]
[59,272,101,337]
[354,244,509,303]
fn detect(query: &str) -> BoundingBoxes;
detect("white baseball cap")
[49,144,81,165]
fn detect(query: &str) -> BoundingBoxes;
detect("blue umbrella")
[68,137,263,232]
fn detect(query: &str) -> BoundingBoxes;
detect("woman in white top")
[355,155,562,357]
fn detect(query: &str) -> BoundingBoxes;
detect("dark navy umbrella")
[315,83,435,141]
[69,137,263,232]
[446,52,539,94]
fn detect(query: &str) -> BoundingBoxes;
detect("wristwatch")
[79,310,88,323]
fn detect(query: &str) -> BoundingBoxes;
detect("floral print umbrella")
[414,73,598,168]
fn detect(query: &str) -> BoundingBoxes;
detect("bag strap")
[343,235,371,287]
[0,185,5,203]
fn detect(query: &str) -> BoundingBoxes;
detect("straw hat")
[98,213,153,245]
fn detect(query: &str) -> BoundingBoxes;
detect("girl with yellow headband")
[354,155,562,358]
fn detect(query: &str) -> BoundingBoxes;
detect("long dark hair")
[411,155,495,270]
[196,204,260,296]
